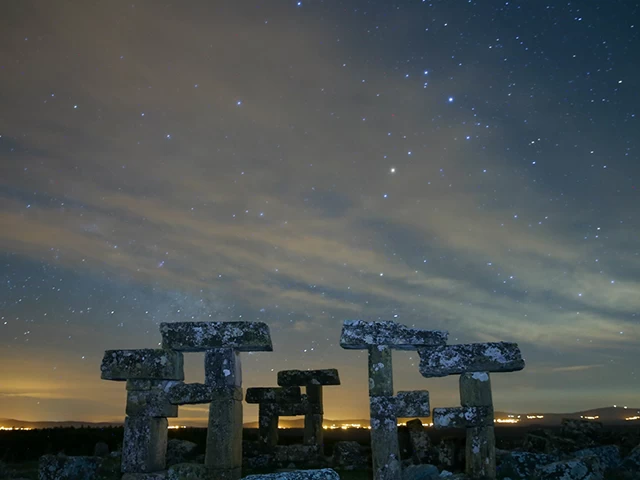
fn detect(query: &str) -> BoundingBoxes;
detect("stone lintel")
[432,406,493,429]
[100,349,184,381]
[395,391,430,418]
[277,369,341,386]
[340,320,448,350]
[418,342,525,378]
[160,322,272,352]
[126,390,178,417]
[168,383,215,405]
[277,401,312,417]
[245,387,301,404]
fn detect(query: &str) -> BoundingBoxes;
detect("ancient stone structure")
[419,342,525,479]
[340,320,525,480]
[277,369,341,447]
[245,386,303,448]
[340,320,447,480]
[101,321,273,480]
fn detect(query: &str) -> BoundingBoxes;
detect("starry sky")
[1,0,639,425]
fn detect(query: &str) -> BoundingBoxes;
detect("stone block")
[368,346,393,397]
[277,401,309,416]
[122,416,168,473]
[406,419,432,464]
[39,454,103,480]
[340,320,448,350]
[205,349,242,388]
[160,321,272,352]
[242,469,339,480]
[277,369,341,386]
[126,380,181,392]
[417,342,524,377]
[304,413,324,446]
[205,388,243,471]
[167,463,213,480]
[432,407,493,429]
[258,402,279,447]
[122,473,167,480]
[209,467,241,480]
[369,396,401,480]
[395,391,430,418]
[167,383,215,405]
[466,426,495,479]
[459,372,493,407]
[306,385,323,405]
[126,390,179,417]
[101,349,184,381]
[245,387,301,404]
[273,445,322,464]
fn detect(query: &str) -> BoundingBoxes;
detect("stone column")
[460,372,495,479]
[304,385,323,446]
[259,403,280,448]
[204,348,243,480]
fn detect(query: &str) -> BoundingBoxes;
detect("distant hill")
[2,406,638,430]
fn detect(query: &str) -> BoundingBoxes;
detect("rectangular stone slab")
[160,321,272,352]
[245,387,302,404]
[168,383,216,405]
[340,320,448,350]
[277,369,341,386]
[418,342,525,377]
[100,349,184,381]
[432,407,493,429]
[126,390,178,418]
[395,391,431,418]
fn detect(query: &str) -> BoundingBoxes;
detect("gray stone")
[168,383,215,405]
[417,342,524,378]
[395,391,430,418]
[100,349,184,381]
[459,372,492,407]
[277,369,341,386]
[126,390,178,417]
[533,455,605,480]
[401,464,439,480]
[304,413,324,447]
[122,416,168,473]
[368,346,394,397]
[205,387,243,473]
[496,451,559,479]
[574,445,621,470]
[432,407,493,429]
[258,402,280,448]
[278,401,310,416]
[242,469,339,480]
[370,396,402,480]
[166,463,212,480]
[465,426,495,479]
[406,419,432,464]
[205,349,242,388]
[122,473,167,480]
[340,320,448,350]
[245,387,302,404]
[93,442,109,458]
[39,455,103,480]
[165,439,199,467]
[160,321,272,352]
[126,380,181,392]
[331,441,368,470]
[621,443,640,470]
[273,445,323,464]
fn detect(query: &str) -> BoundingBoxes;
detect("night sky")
[1,1,638,425]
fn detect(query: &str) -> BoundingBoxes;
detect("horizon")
[1,0,638,421]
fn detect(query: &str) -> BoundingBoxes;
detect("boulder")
[496,451,559,479]
[621,443,640,470]
[166,439,199,467]
[93,442,109,458]
[39,455,103,480]
[331,441,369,470]
[167,463,212,480]
[573,445,621,470]
[401,464,439,480]
[242,469,339,480]
[533,455,605,480]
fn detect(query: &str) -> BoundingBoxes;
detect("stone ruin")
[244,369,340,467]
[339,320,525,480]
[100,321,273,480]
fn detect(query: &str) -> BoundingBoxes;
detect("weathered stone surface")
[278,401,310,416]
[418,342,524,377]
[93,441,109,457]
[167,383,215,405]
[331,441,369,470]
[126,380,181,392]
[277,369,341,386]
[210,467,242,480]
[39,455,103,480]
[306,384,323,405]
[245,387,301,404]
[432,407,493,429]
[273,445,323,463]
[101,349,184,381]
[160,321,272,352]
[370,396,401,480]
[165,440,199,467]
[126,390,178,417]
[574,445,621,470]
[406,419,432,464]
[533,455,605,480]
[205,388,243,471]
[205,349,242,388]
[395,391,430,418]
[401,464,439,480]
[304,413,324,446]
[122,473,167,480]
[459,372,492,407]
[437,438,464,470]
[122,416,168,473]
[340,320,447,350]
[496,451,559,479]
[167,463,212,480]
[258,402,279,447]
[465,426,495,479]
[242,469,339,480]
[368,346,393,396]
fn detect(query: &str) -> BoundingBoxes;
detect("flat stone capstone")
[277,369,341,386]
[418,342,525,377]
[160,322,273,352]
[340,320,448,350]
[100,349,184,381]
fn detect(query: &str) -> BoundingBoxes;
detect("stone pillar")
[204,349,243,480]
[460,372,495,479]
[368,346,400,480]
[246,387,303,450]
[304,385,323,446]
[259,403,280,448]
